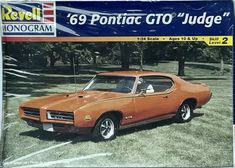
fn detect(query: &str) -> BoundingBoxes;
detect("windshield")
[84,75,136,93]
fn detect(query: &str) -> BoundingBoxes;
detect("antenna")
[73,56,77,93]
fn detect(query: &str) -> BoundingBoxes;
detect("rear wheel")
[176,103,192,122]
[92,114,118,141]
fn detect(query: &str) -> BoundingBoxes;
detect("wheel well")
[92,111,123,133]
[182,98,197,109]
[98,111,123,123]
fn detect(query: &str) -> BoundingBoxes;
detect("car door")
[133,75,177,122]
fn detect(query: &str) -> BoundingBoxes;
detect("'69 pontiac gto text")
[67,12,230,28]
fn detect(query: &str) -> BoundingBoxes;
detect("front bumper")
[24,119,92,135]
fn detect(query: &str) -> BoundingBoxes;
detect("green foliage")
[3,42,232,75]
[31,54,48,68]
[201,47,232,63]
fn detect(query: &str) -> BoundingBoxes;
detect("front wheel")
[92,114,118,141]
[176,103,192,122]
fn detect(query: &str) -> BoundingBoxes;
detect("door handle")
[162,95,168,98]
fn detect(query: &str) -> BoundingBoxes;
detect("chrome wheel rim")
[100,118,115,139]
[181,104,191,120]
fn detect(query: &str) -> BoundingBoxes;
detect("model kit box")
[0,0,233,167]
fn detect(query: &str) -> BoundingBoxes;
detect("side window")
[136,76,174,93]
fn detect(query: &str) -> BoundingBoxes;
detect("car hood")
[20,90,130,112]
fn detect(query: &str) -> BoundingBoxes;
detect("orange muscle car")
[19,71,212,141]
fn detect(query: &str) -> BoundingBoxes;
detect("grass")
[1,61,233,167]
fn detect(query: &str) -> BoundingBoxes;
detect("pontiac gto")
[19,71,212,141]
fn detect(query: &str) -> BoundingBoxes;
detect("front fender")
[73,97,135,127]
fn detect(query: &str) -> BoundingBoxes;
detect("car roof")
[98,71,177,78]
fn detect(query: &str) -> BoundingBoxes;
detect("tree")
[4,42,49,68]
[218,47,231,75]
[119,42,130,70]
[49,46,59,67]
[133,43,148,70]
[170,42,190,76]
[168,42,206,76]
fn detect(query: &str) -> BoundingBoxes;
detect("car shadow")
[192,112,204,118]
[19,129,91,144]
[118,112,204,136]
[19,112,204,142]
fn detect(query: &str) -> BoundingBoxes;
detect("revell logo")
[2,4,41,21]
[1,3,56,37]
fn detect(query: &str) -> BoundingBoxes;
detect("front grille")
[47,111,74,121]
[23,108,40,118]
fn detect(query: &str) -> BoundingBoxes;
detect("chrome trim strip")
[119,113,175,130]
